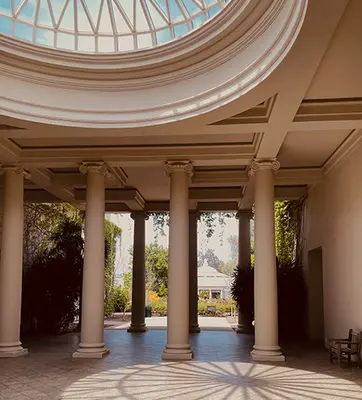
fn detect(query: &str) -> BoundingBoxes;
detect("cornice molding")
[323,129,362,176]
[165,161,194,177]
[0,0,307,128]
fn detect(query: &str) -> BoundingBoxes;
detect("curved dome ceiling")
[0,0,230,53]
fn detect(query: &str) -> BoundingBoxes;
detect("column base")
[73,343,110,359]
[251,345,285,362]
[235,324,245,334]
[162,344,193,361]
[0,343,28,358]
[128,324,148,333]
[189,324,200,334]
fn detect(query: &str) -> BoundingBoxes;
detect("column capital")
[236,209,253,220]
[0,164,30,179]
[130,212,149,221]
[79,161,108,175]
[249,159,280,176]
[165,161,193,177]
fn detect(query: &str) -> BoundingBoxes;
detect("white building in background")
[198,260,231,300]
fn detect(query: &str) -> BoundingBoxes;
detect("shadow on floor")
[0,330,361,399]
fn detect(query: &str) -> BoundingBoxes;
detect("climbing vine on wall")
[275,198,305,265]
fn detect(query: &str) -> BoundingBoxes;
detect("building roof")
[0,0,229,53]
[198,262,231,289]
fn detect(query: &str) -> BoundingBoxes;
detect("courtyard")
[1,327,362,400]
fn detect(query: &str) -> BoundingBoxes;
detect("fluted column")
[0,165,28,358]
[162,161,193,360]
[128,212,148,333]
[250,159,284,362]
[189,210,200,333]
[235,209,252,334]
[73,162,109,359]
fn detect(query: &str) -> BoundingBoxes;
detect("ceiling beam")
[256,0,349,158]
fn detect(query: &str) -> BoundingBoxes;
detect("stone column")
[250,159,284,362]
[162,161,193,360]
[189,210,200,333]
[235,210,252,334]
[0,165,28,358]
[128,212,148,333]
[73,162,109,359]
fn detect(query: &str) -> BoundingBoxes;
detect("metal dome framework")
[0,0,230,53]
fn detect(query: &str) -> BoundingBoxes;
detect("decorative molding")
[0,0,307,128]
[294,98,362,123]
[165,161,194,177]
[323,129,362,176]
[211,96,277,125]
[79,162,108,175]
[249,158,280,175]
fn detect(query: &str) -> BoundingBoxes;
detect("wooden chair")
[328,329,362,367]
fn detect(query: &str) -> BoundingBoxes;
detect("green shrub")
[198,301,207,314]
[150,298,167,316]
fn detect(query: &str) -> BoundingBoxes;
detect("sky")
[107,213,239,285]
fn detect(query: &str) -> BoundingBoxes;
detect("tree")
[145,243,168,295]
[22,218,84,335]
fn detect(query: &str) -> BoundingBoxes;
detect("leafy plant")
[21,218,84,335]
[230,264,254,331]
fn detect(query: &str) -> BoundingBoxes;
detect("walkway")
[105,316,233,331]
[1,330,362,399]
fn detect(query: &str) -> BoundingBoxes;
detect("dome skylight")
[0,0,229,53]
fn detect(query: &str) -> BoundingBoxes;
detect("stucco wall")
[305,141,362,340]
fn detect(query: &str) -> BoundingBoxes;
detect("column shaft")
[251,160,284,361]
[189,211,200,333]
[73,164,109,358]
[128,213,147,332]
[162,162,193,360]
[0,167,27,357]
[236,210,251,334]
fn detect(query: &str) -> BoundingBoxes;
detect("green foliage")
[230,264,254,319]
[197,299,233,315]
[104,219,122,317]
[199,290,210,299]
[113,286,131,312]
[23,203,81,267]
[149,298,167,316]
[22,218,84,335]
[145,243,168,295]
[275,199,304,264]
[158,282,168,297]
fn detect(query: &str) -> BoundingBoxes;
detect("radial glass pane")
[0,0,230,52]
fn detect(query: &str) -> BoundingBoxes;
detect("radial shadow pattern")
[62,361,362,400]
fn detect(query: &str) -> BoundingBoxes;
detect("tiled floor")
[1,329,362,399]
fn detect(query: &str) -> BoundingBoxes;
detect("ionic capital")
[130,212,149,221]
[249,159,280,176]
[0,164,30,179]
[164,161,193,177]
[79,162,108,175]
[236,209,253,220]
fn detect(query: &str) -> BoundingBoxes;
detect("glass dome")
[0,0,230,53]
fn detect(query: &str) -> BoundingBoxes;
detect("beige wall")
[305,141,362,340]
